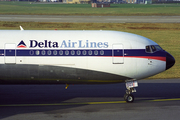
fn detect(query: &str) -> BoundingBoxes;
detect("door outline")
[4,43,16,64]
[112,43,124,64]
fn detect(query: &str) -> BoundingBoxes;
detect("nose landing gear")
[124,80,138,103]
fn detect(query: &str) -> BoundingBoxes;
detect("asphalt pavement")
[0,79,180,120]
[0,15,180,23]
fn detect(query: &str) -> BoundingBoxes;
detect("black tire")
[124,94,134,103]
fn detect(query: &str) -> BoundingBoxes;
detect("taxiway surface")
[0,79,180,120]
[0,15,180,23]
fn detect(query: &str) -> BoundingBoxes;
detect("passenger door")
[112,44,124,64]
[4,43,16,64]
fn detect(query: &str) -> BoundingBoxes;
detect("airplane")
[0,26,175,103]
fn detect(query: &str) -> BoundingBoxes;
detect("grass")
[0,2,180,15]
[0,21,179,79]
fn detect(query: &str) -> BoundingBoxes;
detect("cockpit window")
[151,45,157,52]
[155,45,163,51]
[146,45,163,53]
[146,46,152,53]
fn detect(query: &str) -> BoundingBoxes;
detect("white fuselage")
[0,30,174,84]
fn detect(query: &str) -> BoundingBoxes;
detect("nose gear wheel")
[124,94,134,103]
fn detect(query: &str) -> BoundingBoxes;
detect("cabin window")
[42,50,46,55]
[94,50,98,55]
[36,50,40,55]
[77,50,81,55]
[100,50,104,55]
[59,50,63,55]
[83,50,86,55]
[65,50,69,55]
[53,50,57,55]
[29,50,34,55]
[71,50,75,55]
[47,50,51,55]
[88,50,92,55]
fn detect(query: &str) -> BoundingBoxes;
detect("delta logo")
[17,40,27,48]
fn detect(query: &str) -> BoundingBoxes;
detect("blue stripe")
[0,49,166,57]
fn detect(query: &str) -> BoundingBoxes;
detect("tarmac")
[0,15,180,23]
[0,79,180,120]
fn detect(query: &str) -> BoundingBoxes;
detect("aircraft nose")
[166,52,175,70]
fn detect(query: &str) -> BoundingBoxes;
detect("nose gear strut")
[124,80,138,103]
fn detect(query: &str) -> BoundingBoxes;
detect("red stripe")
[124,56,166,61]
[102,56,166,61]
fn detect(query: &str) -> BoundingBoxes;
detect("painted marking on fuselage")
[0,98,180,107]
[1,49,166,61]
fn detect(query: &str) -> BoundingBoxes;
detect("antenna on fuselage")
[20,26,24,30]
